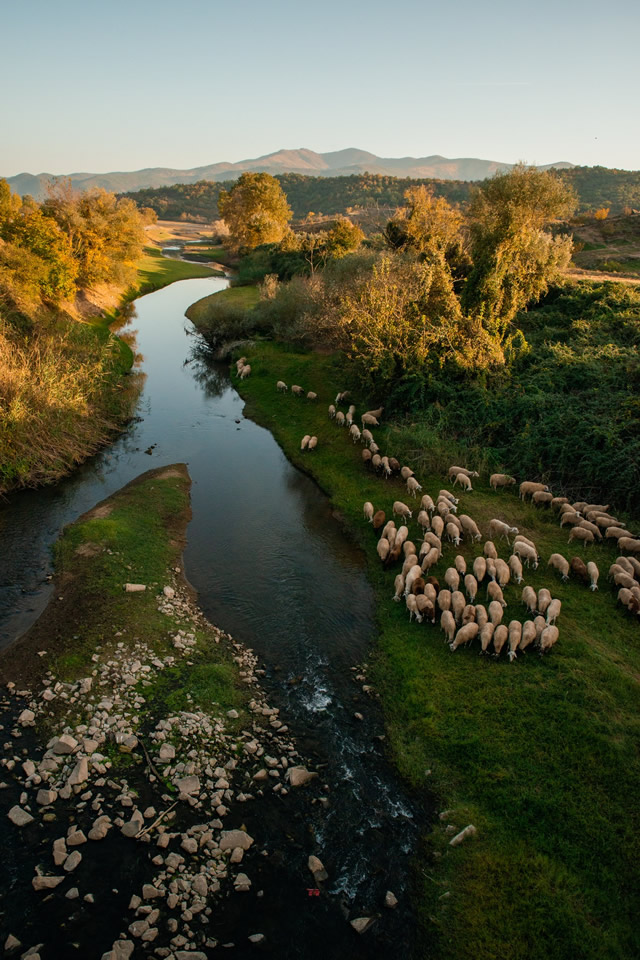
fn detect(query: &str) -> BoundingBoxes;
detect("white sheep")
[475,604,488,630]
[406,477,423,498]
[488,600,504,626]
[301,435,311,450]
[328,403,336,418]
[361,413,379,427]
[335,411,345,426]
[451,590,466,624]
[539,625,559,654]
[618,538,640,555]
[335,390,348,404]
[421,494,435,513]
[381,457,392,479]
[361,428,374,446]
[448,465,479,481]
[453,472,472,491]
[479,622,495,653]
[450,622,479,652]
[277,380,288,392]
[548,553,570,581]
[464,574,478,602]
[537,589,552,616]
[382,520,397,542]
[487,581,506,608]
[235,356,247,370]
[519,620,537,653]
[459,515,482,541]
[438,589,452,612]
[494,559,510,587]
[348,404,356,415]
[421,547,440,574]
[291,384,304,396]
[239,364,251,379]
[404,564,423,596]
[490,474,516,490]
[587,561,599,591]
[346,412,353,426]
[484,540,498,560]
[377,538,390,563]
[393,500,412,521]
[406,594,420,622]
[507,620,523,662]
[473,556,487,583]
[431,516,444,538]
[568,527,594,545]
[307,391,317,401]
[522,586,537,614]
[350,424,361,443]
[488,518,519,545]
[486,558,497,582]
[369,442,380,455]
[364,502,374,522]
[519,481,549,500]
[438,489,459,505]
[417,510,431,532]
[513,541,538,569]
[532,491,553,505]
[578,520,603,540]
[546,598,561,625]
[444,567,460,592]
[508,554,523,584]
[396,525,409,545]
[493,624,509,656]
[416,595,435,623]
[441,610,456,643]
[446,522,461,546]
[393,574,405,601]
[308,436,317,451]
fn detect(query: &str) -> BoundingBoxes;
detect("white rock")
[18,709,35,726]
[384,890,398,908]
[66,887,79,899]
[8,805,34,827]
[67,829,87,846]
[52,734,78,755]
[32,876,64,891]
[68,757,89,786]
[351,917,375,934]
[163,586,175,599]
[64,850,82,872]
[449,824,477,847]
[53,838,68,865]
[124,583,146,592]
[219,829,253,852]
[175,775,200,796]
[287,766,317,788]
[308,855,328,881]
[36,788,57,805]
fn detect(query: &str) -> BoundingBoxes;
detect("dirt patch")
[74,542,102,558]
[85,503,113,520]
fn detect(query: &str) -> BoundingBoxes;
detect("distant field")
[185,284,259,327]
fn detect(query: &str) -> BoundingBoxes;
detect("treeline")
[0,179,151,492]
[125,166,640,223]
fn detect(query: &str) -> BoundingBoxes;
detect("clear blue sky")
[2,0,638,175]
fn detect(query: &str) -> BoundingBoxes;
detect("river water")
[0,277,420,957]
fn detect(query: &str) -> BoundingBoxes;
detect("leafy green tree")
[3,206,78,302]
[218,173,292,252]
[326,217,364,257]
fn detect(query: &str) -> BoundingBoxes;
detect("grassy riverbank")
[229,341,640,960]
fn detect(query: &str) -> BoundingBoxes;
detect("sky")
[1,0,639,176]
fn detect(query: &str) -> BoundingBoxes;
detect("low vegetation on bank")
[228,341,639,960]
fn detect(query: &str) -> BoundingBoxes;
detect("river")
[0,276,421,957]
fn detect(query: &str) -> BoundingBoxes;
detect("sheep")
[382,520,396,541]
[393,501,412,521]
[571,556,590,585]
[361,413,379,428]
[493,624,509,656]
[400,466,415,481]
[364,502,374,522]
[406,594,420,622]
[396,524,409,545]
[464,574,478,602]
[487,581,507,607]
[537,589,552,616]
[412,577,426,597]
[371,454,382,472]
[459,515,482,541]
[484,540,498,560]
[534,615,546,640]
[473,556,487,584]
[362,449,372,466]
[291,384,304,396]
[479,622,495,653]
[438,589,452,613]
[446,522,461,546]
[572,501,588,513]
[617,538,640,555]
[578,519,603,540]
[587,561,599,591]
[560,501,579,515]
[404,565,423,596]
[551,497,569,510]
[453,472,473,492]
[369,442,380,456]
[448,465,480,481]
[372,510,386,530]
[490,473,517,490]
[403,540,417,558]
[416,595,435,622]
[277,380,288,392]
[348,404,356,415]
[345,412,353,427]
[532,491,553,505]
[508,554,523,584]
[548,553,570,582]
[626,556,640,578]
[423,531,442,549]
[614,571,637,590]
[377,538,390,563]
[488,518,519,545]
[568,527,594,545]
[335,391,349,404]
[389,458,401,473]
[301,435,311,450]
[514,533,537,550]
[454,555,467,576]
[421,494,436,514]
[513,541,538,568]
[239,364,251,379]
[618,587,634,610]
[335,411,346,426]
[519,620,537,653]
[307,391,317,401]
[593,514,618,529]
[402,554,419,578]
[391,574,405,602]
[407,477,423,498]
[421,547,440,574]
[437,499,452,519]
[582,502,610,514]
[488,600,504,626]
[308,436,317,451]
[519,481,549,500]
[522,586,537,614]
[361,428,374,446]
[604,526,634,542]
[235,356,247,370]
[451,591,466,624]
[539,625,559,654]
[444,567,460,592]
[431,516,444,539]
[365,406,384,419]
[615,556,636,575]
[381,457,392,479]
[546,599,561,625]
[438,489,459,505]
[486,558,497,582]
[494,559,510,587]
[450,623,479,652]
[440,610,456,643]
[328,403,336,418]
[349,424,361,443]
[507,621,523,662]
[417,510,431,532]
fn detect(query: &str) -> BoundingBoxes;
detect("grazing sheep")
[361,413,379,428]
[615,556,635,575]
[403,540,417,558]
[459,515,482,541]
[348,404,356,415]
[490,474,517,490]
[292,384,304,396]
[396,524,409,545]
[560,511,582,528]
[618,538,640,555]
[487,581,506,607]
[405,565,424,597]
[439,489,459,505]
[421,547,440,574]
[382,520,396,541]
[438,589,452,612]
[328,403,336,418]
[626,556,640,578]
[453,472,473,492]
[277,380,288,392]
[386,541,403,568]
[493,624,509,656]
[537,589,552,616]
[514,533,537,550]
[519,481,549,500]
[508,554,523,584]
[300,435,311,450]
[307,391,317,401]
[423,531,442,549]
[488,518,519,545]
[571,556,590,584]
[450,622,479,652]
[411,576,426,596]
[448,465,479,481]
[614,571,637,590]
[361,428,374,446]
[393,500,412,521]
[533,615,546,640]
[548,553,570,581]
[389,458,401,473]
[335,411,345,426]
[441,610,456,643]
[444,568,460,592]
[362,449,372,466]
[346,412,353,427]
[381,457,392,479]
[551,497,569,510]
[364,502,374,522]
[539,625,559,654]
[402,554,419,578]
[513,541,538,568]
[479,622,496,653]
[519,620,537,653]
[464,574,478,602]
[451,591,466,624]
[365,406,384,419]
[236,357,247,370]
[417,510,431,532]
[583,502,610,514]
[484,540,498,560]
[377,538,390,563]
[392,574,405,602]
[369,442,380,455]
[421,494,436,513]
[371,454,382,472]
[335,391,349,404]
[495,559,510,587]
[604,526,633,542]
[522,586,537,614]
[546,599,561,625]
[406,594,420,622]
[486,558,497,582]
[593,514,618,529]
[350,424,361,443]
[407,477,423,498]
[431,516,444,538]
[454,555,467,576]
[416,595,435,622]
[488,600,504,626]
[400,466,415,481]
[475,604,488,629]
[437,499,452,520]
[239,364,251,379]
[568,527,594,545]
[587,561,599,591]
[446,522,461,546]
[578,519,603,540]
[532,491,553,505]
[507,620,523,662]
[308,436,317,451]
[372,510,386,530]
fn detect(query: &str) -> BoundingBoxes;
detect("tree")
[218,173,292,252]
[326,217,364,258]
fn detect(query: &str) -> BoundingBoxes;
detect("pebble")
[384,890,398,908]
[8,805,34,827]
[32,876,64,891]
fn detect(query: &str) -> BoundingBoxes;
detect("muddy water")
[0,277,421,957]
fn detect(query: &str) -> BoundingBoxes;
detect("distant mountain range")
[4,148,575,199]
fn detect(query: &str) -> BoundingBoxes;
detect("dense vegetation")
[125,165,640,224]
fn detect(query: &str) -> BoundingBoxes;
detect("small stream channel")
[0,275,422,956]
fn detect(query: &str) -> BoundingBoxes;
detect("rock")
[287,766,317,788]
[18,709,35,726]
[64,850,82,872]
[248,934,265,944]
[181,837,197,854]
[88,818,110,840]
[230,847,244,864]
[142,884,163,899]
[175,953,207,960]
[252,769,268,782]
[23,760,36,777]
[8,805,34,827]
[110,942,134,960]
[36,788,58,806]
[384,890,398,909]
[68,758,89,786]
[192,875,208,897]
[124,583,146,592]
[4,934,21,953]
[226,709,239,719]
[52,734,78,755]
[84,893,94,902]
[234,872,251,891]
[165,852,184,869]
[350,917,375,934]
[66,887,79,899]
[219,829,254,852]
[42,689,55,702]
[158,744,175,761]
[308,855,328,882]
[449,824,477,847]
[67,829,87,846]
[163,586,175,599]
[32,876,64,891]
[53,837,68,865]
[141,927,158,942]
[175,775,200,796]
[128,920,149,938]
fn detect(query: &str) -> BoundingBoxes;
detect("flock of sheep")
[246,363,640,657]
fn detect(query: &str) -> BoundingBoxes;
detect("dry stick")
[135,801,178,839]
[138,736,163,782]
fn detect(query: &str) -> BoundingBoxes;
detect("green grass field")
[185,284,260,326]
[230,341,640,960]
